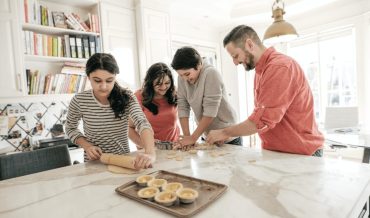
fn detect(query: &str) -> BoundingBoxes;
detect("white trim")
[0,94,74,104]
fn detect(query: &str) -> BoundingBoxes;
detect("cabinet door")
[136,7,172,82]
[100,2,140,89]
[0,0,24,97]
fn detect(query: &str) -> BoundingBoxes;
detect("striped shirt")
[65,89,152,156]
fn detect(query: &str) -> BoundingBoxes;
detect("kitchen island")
[1,145,370,218]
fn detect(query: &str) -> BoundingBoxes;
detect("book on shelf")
[52,11,67,29]
[57,36,63,57]
[76,36,83,58]
[89,35,96,56]
[64,61,85,68]
[52,37,57,57]
[64,35,71,58]
[95,36,101,53]
[82,36,90,58]
[26,69,31,94]
[69,35,77,58]
[65,13,84,32]
[42,35,47,56]
[47,36,53,56]
[72,13,90,32]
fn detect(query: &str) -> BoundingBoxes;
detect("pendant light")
[263,0,298,45]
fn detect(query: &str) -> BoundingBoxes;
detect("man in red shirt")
[207,25,324,156]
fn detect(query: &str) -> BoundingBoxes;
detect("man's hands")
[206,129,229,145]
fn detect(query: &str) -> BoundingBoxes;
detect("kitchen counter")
[1,145,370,218]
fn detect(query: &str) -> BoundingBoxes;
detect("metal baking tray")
[115,170,227,217]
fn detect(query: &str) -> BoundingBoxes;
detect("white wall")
[170,19,220,44]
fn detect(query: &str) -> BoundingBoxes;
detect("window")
[288,27,357,121]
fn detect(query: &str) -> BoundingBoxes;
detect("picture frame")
[52,11,67,28]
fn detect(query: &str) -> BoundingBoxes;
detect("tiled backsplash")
[0,101,69,154]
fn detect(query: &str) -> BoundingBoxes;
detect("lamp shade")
[263,2,298,45]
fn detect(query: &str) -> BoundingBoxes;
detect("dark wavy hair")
[142,62,177,115]
[85,53,130,119]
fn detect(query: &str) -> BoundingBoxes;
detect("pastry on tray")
[136,175,154,187]
[137,187,160,201]
[176,188,199,203]
[147,178,168,191]
[154,191,177,206]
[163,182,183,193]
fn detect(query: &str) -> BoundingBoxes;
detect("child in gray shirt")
[171,47,242,149]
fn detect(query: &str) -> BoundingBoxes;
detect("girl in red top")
[129,63,180,147]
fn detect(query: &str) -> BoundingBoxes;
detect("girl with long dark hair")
[129,62,180,147]
[65,53,155,169]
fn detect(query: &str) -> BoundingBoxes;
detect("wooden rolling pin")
[100,153,136,170]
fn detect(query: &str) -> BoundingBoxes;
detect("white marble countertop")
[1,145,370,218]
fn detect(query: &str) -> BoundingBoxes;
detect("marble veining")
[1,145,370,218]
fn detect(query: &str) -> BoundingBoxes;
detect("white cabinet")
[0,0,24,98]
[136,4,172,81]
[100,2,140,89]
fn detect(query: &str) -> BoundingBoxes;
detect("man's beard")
[242,50,255,71]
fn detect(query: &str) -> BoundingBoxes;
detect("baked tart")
[136,175,154,187]
[163,182,183,193]
[154,191,177,206]
[176,188,198,203]
[147,178,168,191]
[137,187,159,201]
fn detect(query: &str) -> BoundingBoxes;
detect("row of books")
[23,0,53,26]
[23,31,101,59]
[23,0,100,33]
[25,64,90,95]
[65,12,100,33]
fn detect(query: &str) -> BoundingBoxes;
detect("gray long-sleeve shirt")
[177,63,237,134]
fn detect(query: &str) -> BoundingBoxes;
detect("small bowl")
[163,182,183,193]
[136,175,154,187]
[147,179,168,191]
[154,191,177,206]
[137,187,160,201]
[176,188,199,204]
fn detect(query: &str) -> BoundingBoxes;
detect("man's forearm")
[224,119,258,137]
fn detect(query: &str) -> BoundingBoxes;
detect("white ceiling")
[168,0,345,28]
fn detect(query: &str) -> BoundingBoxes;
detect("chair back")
[0,144,71,180]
